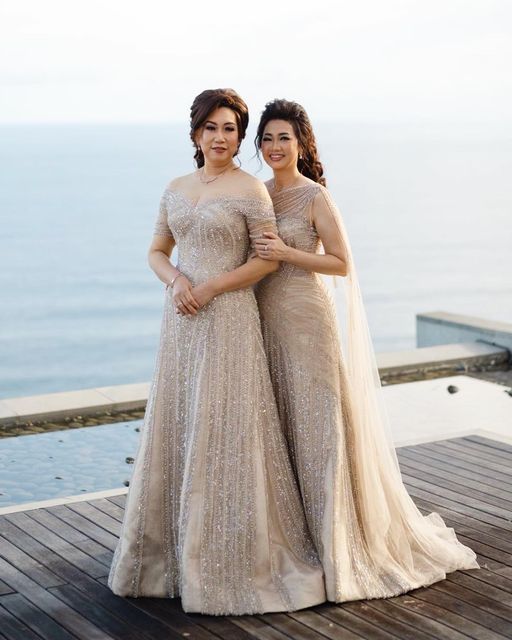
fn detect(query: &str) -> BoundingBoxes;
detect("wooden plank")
[400,445,512,487]
[0,593,76,640]
[401,463,512,515]
[230,615,299,640]
[446,571,512,605]
[314,603,398,640]
[448,437,512,462]
[132,598,221,640]
[415,442,512,477]
[387,592,508,640]
[416,508,512,558]
[0,556,109,640]
[403,483,512,532]
[107,496,126,508]
[402,473,512,521]
[398,454,512,503]
[413,496,512,546]
[287,609,364,640]
[46,506,118,550]
[411,586,511,639]
[27,509,113,567]
[66,503,121,536]
[398,451,512,497]
[48,584,151,640]
[1,514,177,640]
[368,596,476,640]
[134,596,249,640]
[256,612,336,640]
[339,599,435,640]
[0,533,65,589]
[433,440,512,469]
[460,568,512,595]
[4,513,108,579]
[0,600,48,640]
[187,611,255,640]
[0,579,15,596]
[432,579,512,623]
[465,435,512,454]
[88,499,124,523]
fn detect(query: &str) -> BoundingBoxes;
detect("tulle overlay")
[255,182,479,603]
[108,189,326,614]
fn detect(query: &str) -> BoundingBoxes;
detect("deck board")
[1,435,511,639]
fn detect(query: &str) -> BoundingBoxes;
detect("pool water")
[0,420,142,508]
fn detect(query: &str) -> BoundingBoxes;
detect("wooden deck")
[1,434,512,639]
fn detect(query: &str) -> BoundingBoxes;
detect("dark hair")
[190,89,249,168]
[255,99,326,186]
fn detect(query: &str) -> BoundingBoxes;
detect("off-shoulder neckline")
[166,189,270,209]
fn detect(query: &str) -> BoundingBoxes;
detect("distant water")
[1,122,511,399]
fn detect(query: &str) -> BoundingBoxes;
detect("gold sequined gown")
[255,182,479,603]
[108,187,326,615]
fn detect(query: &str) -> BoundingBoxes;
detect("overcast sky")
[1,0,511,124]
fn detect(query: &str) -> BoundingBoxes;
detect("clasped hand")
[254,232,290,261]
[171,276,215,316]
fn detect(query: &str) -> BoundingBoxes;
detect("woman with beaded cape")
[108,90,326,615]
[254,99,479,603]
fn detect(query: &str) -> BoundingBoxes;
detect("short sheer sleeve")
[240,194,278,254]
[153,189,173,238]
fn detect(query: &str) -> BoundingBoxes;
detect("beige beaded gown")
[255,182,479,603]
[108,186,326,615]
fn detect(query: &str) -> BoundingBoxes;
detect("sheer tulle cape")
[321,189,479,601]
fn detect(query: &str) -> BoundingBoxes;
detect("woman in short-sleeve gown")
[107,90,326,615]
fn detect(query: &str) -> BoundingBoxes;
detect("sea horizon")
[1,121,511,399]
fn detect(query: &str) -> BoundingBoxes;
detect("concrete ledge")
[0,487,128,516]
[417,311,512,352]
[1,338,509,429]
[0,382,149,428]
[377,341,509,385]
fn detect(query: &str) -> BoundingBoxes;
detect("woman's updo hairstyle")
[190,89,249,168]
[255,99,326,186]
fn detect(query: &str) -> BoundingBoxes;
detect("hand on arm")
[255,190,347,276]
[197,255,278,301]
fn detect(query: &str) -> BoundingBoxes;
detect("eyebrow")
[205,120,236,126]
[263,132,292,136]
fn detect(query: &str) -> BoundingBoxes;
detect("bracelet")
[170,272,184,288]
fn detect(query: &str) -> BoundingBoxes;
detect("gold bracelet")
[170,272,183,287]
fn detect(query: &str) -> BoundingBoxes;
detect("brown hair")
[190,89,249,168]
[255,99,326,186]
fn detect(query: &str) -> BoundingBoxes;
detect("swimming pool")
[0,420,142,508]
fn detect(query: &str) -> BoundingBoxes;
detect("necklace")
[199,165,234,184]
[272,175,303,193]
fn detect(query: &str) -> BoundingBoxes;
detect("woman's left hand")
[254,232,291,261]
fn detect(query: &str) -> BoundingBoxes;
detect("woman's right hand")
[170,275,200,316]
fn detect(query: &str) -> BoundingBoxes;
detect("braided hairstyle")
[255,99,326,186]
[190,89,249,168]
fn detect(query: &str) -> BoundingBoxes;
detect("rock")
[134,427,140,432]
[123,479,130,487]
[447,385,459,394]
[125,456,134,464]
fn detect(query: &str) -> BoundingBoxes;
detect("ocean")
[1,122,511,399]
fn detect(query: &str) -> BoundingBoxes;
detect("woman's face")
[261,119,300,171]
[196,107,239,165]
